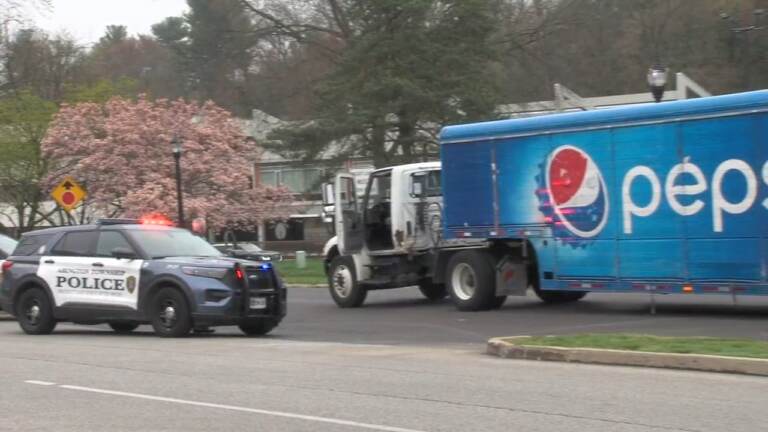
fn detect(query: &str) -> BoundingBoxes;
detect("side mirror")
[322,183,335,206]
[112,247,136,260]
[412,182,423,197]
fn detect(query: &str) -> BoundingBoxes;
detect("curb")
[487,336,768,377]
[0,312,14,322]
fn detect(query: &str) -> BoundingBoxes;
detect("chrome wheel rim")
[25,301,41,325]
[332,265,353,298]
[159,300,177,329]
[452,263,476,301]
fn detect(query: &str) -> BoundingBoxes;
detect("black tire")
[109,322,140,333]
[418,280,447,301]
[533,285,588,304]
[16,287,57,335]
[150,287,192,337]
[446,250,497,311]
[238,319,278,336]
[490,295,507,309]
[328,256,367,308]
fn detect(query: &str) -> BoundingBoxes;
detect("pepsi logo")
[545,145,609,238]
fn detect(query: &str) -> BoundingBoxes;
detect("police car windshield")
[129,228,223,258]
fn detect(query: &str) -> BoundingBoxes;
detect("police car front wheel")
[150,287,193,337]
[16,287,57,335]
[238,319,277,336]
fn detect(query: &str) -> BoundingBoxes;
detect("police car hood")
[156,256,267,267]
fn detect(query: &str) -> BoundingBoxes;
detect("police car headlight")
[182,267,228,279]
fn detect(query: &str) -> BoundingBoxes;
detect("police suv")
[0,219,286,337]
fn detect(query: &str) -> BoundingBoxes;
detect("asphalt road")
[1,288,767,432]
[281,287,768,345]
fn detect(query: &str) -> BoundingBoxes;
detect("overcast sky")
[29,0,189,46]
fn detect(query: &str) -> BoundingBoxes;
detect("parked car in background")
[0,234,16,261]
[0,233,19,311]
[213,242,283,262]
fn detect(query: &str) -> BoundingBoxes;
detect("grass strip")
[274,257,327,285]
[514,334,768,359]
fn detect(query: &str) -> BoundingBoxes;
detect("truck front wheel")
[328,256,367,308]
[446,250,497,311]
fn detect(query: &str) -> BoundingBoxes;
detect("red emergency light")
[140,214,174,226]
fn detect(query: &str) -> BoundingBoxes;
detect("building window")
[260,170,279,187]
[258,168,323,196]
[282,168,323,194]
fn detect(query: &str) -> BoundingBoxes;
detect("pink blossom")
[43,96,292,229]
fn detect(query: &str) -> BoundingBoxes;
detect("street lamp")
[647,65,668,103]
[171,136,185,227]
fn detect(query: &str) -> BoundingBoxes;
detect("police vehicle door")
[39,231,143,309]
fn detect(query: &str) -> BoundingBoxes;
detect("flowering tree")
[43,96,292,229]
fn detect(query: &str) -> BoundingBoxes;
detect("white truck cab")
[323,162,529,309]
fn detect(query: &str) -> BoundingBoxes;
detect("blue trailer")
[441,90,768,304]
[324,90,768,311]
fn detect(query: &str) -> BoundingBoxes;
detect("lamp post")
[647,64,668,103]
[172,136,185,227]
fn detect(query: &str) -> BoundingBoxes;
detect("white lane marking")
[24,380,56,386]
[58,384,426,432]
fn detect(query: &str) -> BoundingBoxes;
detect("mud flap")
[495,260,528,296]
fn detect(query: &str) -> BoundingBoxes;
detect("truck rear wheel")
[328,256,367,308]
[418,280,447,301]
[446,250,497,311]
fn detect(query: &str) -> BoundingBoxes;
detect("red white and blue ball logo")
[545,145,609,238]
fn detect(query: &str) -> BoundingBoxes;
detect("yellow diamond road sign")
[51,177,86,211]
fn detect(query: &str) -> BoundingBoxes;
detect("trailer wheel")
[533,284,587,304]
[490,296,507,309]
[446,250,496,311]
[328,256,367,308]
[418,280,447,301]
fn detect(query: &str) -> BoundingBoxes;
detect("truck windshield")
[366,171,392,212]
[129,228,223,258]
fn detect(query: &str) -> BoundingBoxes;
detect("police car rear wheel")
[238,319,277,336]
[16,288,56,335]
[150,288,192,337]
[109,322,140,333]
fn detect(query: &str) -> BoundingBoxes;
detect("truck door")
[334,174,363,254]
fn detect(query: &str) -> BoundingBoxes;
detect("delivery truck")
[323,90,768,310]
